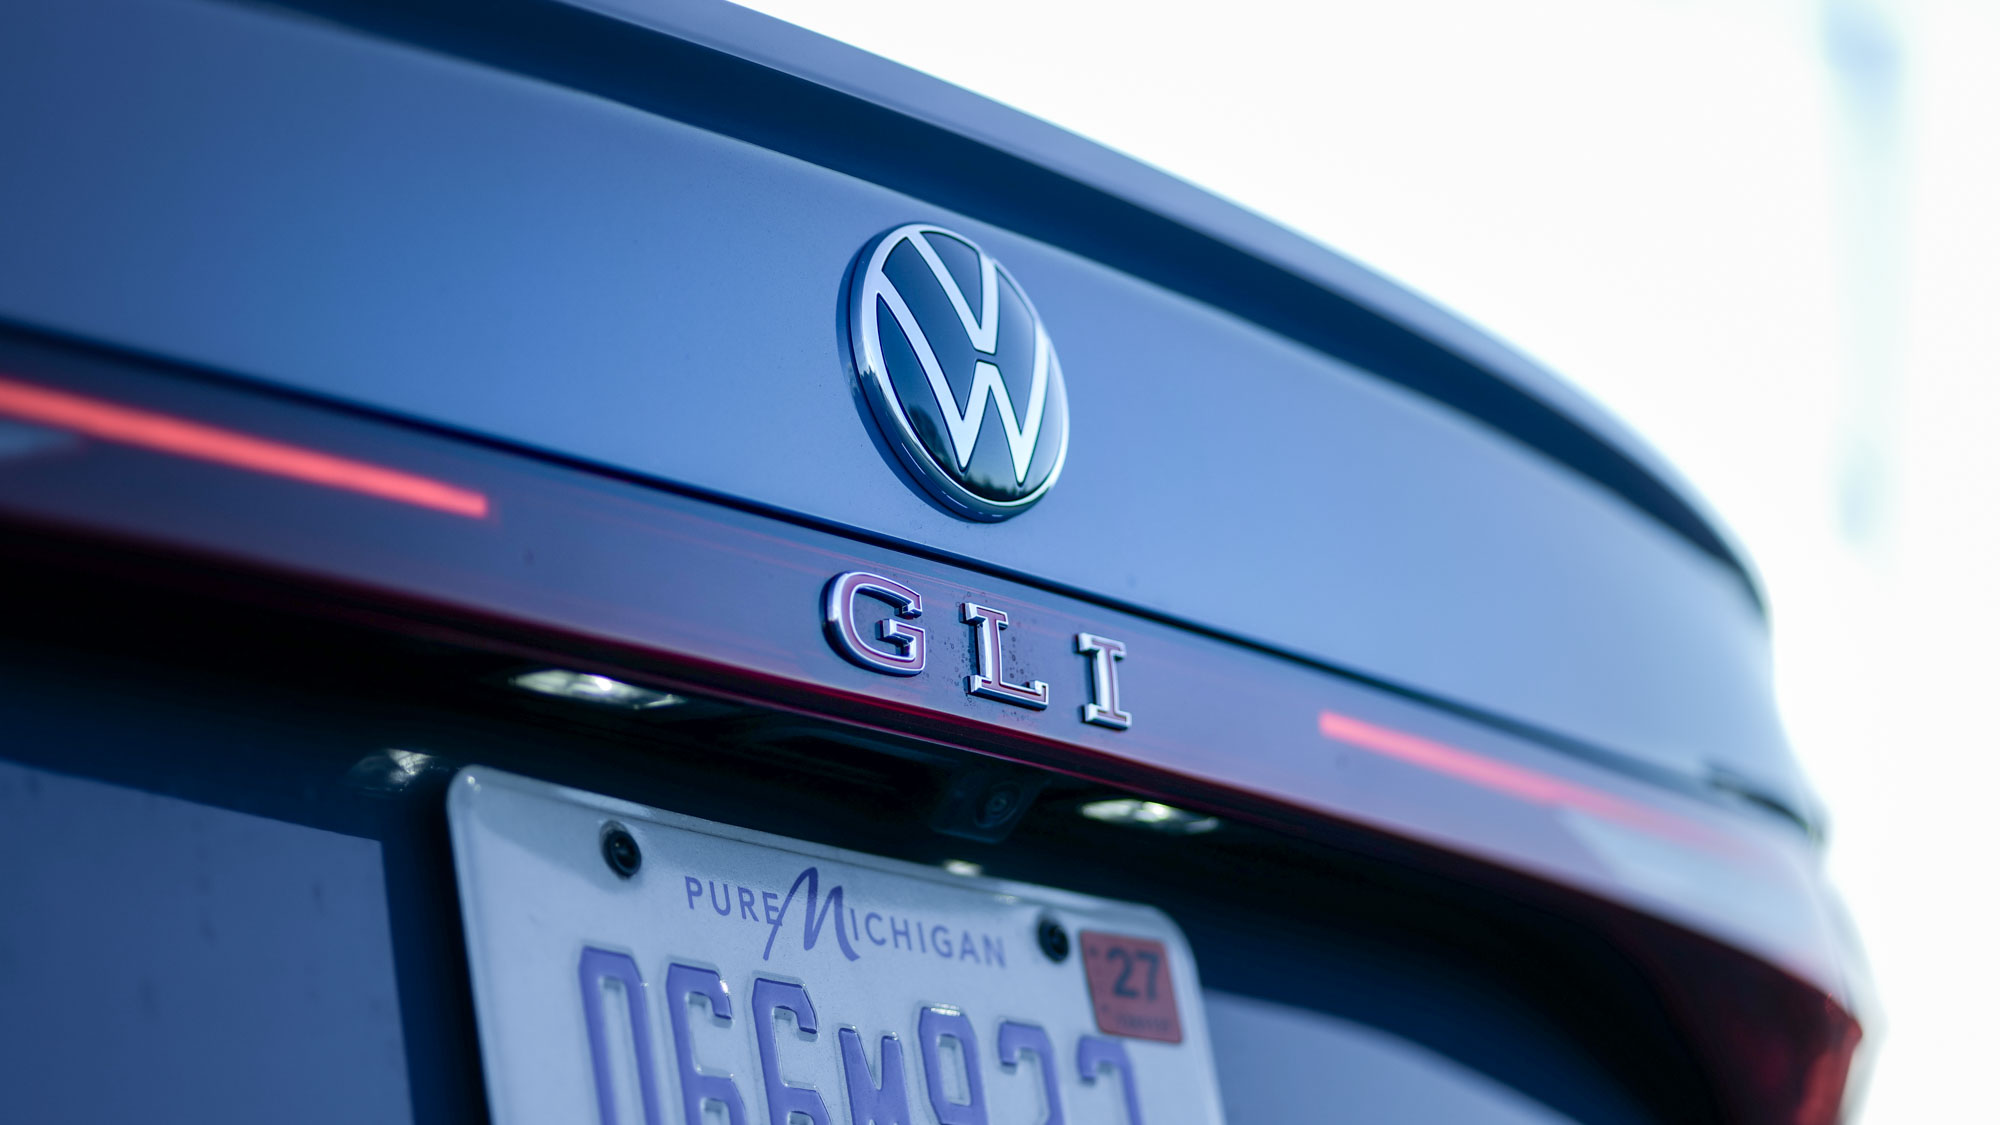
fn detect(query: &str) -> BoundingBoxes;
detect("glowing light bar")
[511,668,685,710]
[0,375,489,517]
[1079,798,1221,835]
[1316,708,1707,845]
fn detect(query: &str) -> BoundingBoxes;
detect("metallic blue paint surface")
[0,760,414,1125]
[1205,991,1638,1124]
[0,0,1870,1118]
[0,0,1804,817]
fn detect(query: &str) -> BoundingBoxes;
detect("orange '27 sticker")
[1078,931,1183,1042]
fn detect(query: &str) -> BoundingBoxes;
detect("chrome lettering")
[961,603,1050,710]
[825,572,926,676]
[1076,633,1132,730]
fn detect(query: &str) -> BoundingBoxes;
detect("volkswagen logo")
[847,224,1069,521]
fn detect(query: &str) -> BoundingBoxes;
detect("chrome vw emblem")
[847,224,1069,521]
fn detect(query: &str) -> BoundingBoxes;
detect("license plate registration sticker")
[447,768,1227,1125]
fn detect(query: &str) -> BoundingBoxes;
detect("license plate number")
[448,767,1225,1125]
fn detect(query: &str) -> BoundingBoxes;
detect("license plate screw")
[1037,916,1070,963]
[601,823,642,878]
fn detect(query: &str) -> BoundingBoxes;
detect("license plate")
[447,767,1226,1125]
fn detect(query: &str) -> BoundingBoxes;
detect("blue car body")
[0,1,1868,1122]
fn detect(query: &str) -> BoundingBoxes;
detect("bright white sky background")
[737,2,1998,1119]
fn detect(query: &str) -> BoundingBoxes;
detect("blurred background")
[736,1,1997,1119]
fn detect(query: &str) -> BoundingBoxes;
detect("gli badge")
[847,224,1070,521]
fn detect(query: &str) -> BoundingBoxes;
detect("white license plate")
[448,767,1226,1125]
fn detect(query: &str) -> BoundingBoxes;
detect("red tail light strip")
[1317,708,1719,849]
[0,376,489,518]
